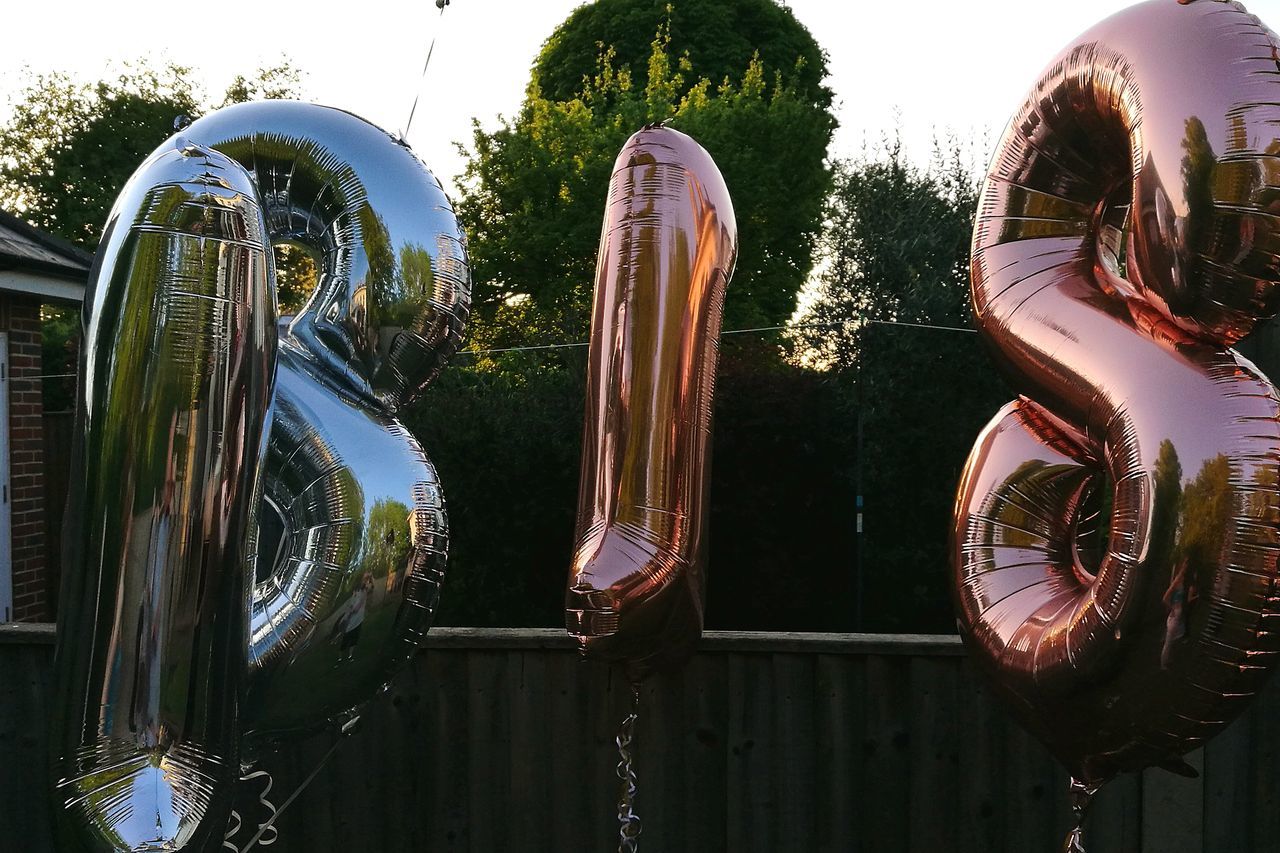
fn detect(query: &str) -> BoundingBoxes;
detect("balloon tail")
[1061,776,1101,853]
[241,770,280,847]
[223,810,242,851]
[616,682,642,853]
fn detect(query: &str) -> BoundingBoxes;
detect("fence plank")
[956,661,1006,852]
[1141,751,1203,853]
[0,642,54,853]
[861,655,911,849]
[726,650,776,852]
[1086,769,1142,853]
[813,653,862,853]
[682,642,728,853]
[1248,684,1280,850]
[774,651,817,851]
[546,649,593,853]
[508,650,552,851]
[908,655,960,853]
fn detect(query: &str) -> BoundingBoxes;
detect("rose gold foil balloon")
[566,125,737,681]
[952,0,1280,822]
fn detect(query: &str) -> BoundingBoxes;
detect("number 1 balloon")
[566,124,737,682]
[566,124,735,852]
[49,101,469,852]
[952,0,1280,843]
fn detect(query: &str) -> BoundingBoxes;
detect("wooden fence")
[3,623,1279,852]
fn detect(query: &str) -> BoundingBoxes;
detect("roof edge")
[0,209,93,271]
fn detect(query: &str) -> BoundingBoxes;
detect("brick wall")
[1,296,47,621]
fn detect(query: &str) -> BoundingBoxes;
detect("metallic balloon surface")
[953,0,1280,786]
[50,142,275,852]
[566,125,737,679]
[51,101,469,851]
[182,102,468,740]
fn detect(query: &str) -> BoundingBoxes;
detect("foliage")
[704,355,856,631]
[220,61,304,109]
[406,351,859,631]
[405,362,585,627]
[788,136,1007,631]
[455,4,835,362]
[0,64,200,247]
[532,0,831,111]
[422,1,854,628]
[852,319,1009,632]
[41,304,79,413]
[791,136,979,370]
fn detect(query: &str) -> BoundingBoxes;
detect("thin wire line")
[403,1,449,141]
[20,318,976,378]
[866,318,978,334]
[461,341,589,356]
[452,317,976,357]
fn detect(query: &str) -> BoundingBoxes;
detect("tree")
[791,136,978,369]
[41,303,79,412]
[220,61,304,109]
[407,324,861,631]
[788,137,1008,631]
[456,3,835,361]
[0,59,305,248]
[412,2,842,628]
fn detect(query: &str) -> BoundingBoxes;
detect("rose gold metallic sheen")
[566,125,737,680]
[954,0,1280,785]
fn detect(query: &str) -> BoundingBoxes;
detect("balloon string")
[223,769,280,851]
[1060,776,1100,853]
[616,682,642,853]
[242,771,279,848]
[236,737,344,852]
[222,810,242,851]
[403,0,450,140]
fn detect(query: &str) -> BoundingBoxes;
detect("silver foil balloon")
[181,102,469,741]
[51,101,470,851]
[50,142,275,852]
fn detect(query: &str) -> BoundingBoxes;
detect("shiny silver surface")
[244,349,447,738]
[51,101,469,851]
[51,141,276,852]
[180,103,463,740]
[184,101,470,415]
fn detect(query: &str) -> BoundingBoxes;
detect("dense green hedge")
[404,331,1009,634]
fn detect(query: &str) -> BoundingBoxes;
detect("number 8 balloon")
[952,0,1280,836]
[49,102,469,851]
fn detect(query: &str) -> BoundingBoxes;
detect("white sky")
[3,0,1280,195]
